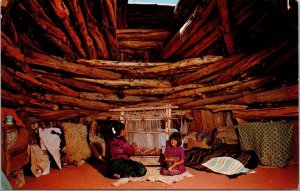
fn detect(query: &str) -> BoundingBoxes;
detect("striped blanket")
[202,157,250,176]
[184,147,258,178]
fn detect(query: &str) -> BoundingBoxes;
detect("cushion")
[60,122,91,165]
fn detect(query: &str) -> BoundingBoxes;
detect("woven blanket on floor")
[112,167,194,186]
[184,147,258,178]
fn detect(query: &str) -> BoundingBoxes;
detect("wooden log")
[19,107,97,120]
[217,0,236,54]
[180,91,248,109]
[27,52,122,79]
[1,67,29,95]
[1,32,26,62]
[232,106,298,120]
[103,0,117,30]
[123,83,205,96]
[2,90,57,110]
[117,29,171,41]
[43,74,114,94]
[173,0,199,29]
[74,78,172,88]
[165,81,240,99]
[82,0,110,59]
[77,58,169,67]
[78,92,160,103]
[215,41,289,83]
[222,76,275,94]
[174,17,220,57]
[15,71,79,97]
[194,104,248,113]
[228,84,298,104]
[18,33,47,54]
[142,55,223,74]
[160,0,217,59]
[175,53,245,85]
[40,94,117,111]
[68,0,97,58]
[117,0,128,29]
[182,28,221,58]
[126,98,194,109]
[18,1,77,59]
[119,40,163,49]
[49,0,87,57]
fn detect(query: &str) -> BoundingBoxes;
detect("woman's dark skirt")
[108,158,147,178]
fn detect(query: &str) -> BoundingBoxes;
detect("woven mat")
[112,167,194,186]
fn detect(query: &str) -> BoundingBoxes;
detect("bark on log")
[123,84,205,96]
[18,1,77,59]
[217,0,236,54]
[27,52,122,79]
[78,92,159,103]
[117,29,171,41]
[228,84,298,104]
[175,53,245,85]
[68,0,97,58]
[119,40,163,50]
[1,67,29,95]
[2,90,57,110]
[40,94,117,111]
[19,107,97,120]
[180,91,248,109]
[74,78,172,88]
[142,55,223,74]
[182,28,221,58]
[43,75,114,94]
[77,58,169,67]
[117,0,128,29]
[82,0,110,59]
[15,71,79,97]
[215,41,289,83]
[174,17,219,57]
[126,98,194,109]
[196,104,248,113]
[232,106,298,120]
[165,81,240,99]
[160,0,217,59]
[49,0,87,57]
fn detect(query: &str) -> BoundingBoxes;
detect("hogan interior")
[0,0,299,189]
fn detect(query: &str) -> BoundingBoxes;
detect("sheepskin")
[60,122,91,165]
[112,167,194,186]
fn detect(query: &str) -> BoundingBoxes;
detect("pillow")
[60,123,91,165]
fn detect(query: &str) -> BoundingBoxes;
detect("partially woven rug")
[112,167,194,186]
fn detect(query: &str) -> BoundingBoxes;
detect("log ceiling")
[1,0,298,122]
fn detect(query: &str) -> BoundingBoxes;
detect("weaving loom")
[110,105,178,165]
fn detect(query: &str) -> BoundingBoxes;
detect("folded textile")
[202,157,250,176]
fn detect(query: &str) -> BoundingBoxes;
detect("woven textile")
[184,147,258,178]
[202,157,250,176]
[237,121,293,167]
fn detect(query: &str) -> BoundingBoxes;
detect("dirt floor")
[19,158,299,190]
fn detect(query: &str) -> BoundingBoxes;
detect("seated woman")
[160,132,186,176]
[107,120,147,179]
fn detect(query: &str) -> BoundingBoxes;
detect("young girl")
[160,132,186,176]
[107,120,147,179]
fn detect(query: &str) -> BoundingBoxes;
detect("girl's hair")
[109,120,125,136]
[169,132,182,146]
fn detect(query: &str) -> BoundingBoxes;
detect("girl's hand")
[132,142,137,148]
